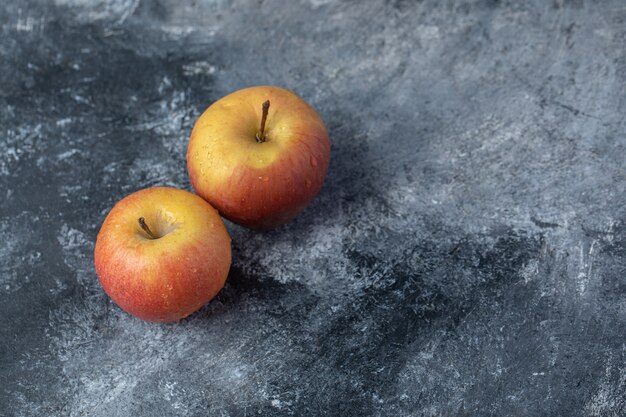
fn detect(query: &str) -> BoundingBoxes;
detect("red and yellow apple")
[187,86,331,230]
[94,187,231,322]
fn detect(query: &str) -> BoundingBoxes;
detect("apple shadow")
[185,263,318,324]
[211,104,416,302]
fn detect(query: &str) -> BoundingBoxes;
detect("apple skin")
[187,86,331,230]
[94,187,231,323]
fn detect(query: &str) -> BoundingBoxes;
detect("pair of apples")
[94,86,331,322]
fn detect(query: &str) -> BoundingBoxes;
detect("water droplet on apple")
[305,179,312,188]
[310,156,318,167]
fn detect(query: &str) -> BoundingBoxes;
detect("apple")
[94,187,231,322]
[187,86,331,230]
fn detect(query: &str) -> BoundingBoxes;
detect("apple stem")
[138,217,158,239]
[256,100,270,143]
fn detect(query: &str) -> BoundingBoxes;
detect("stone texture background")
[1,0,625,415]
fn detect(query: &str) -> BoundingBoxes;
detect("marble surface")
[1,0,625,415]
